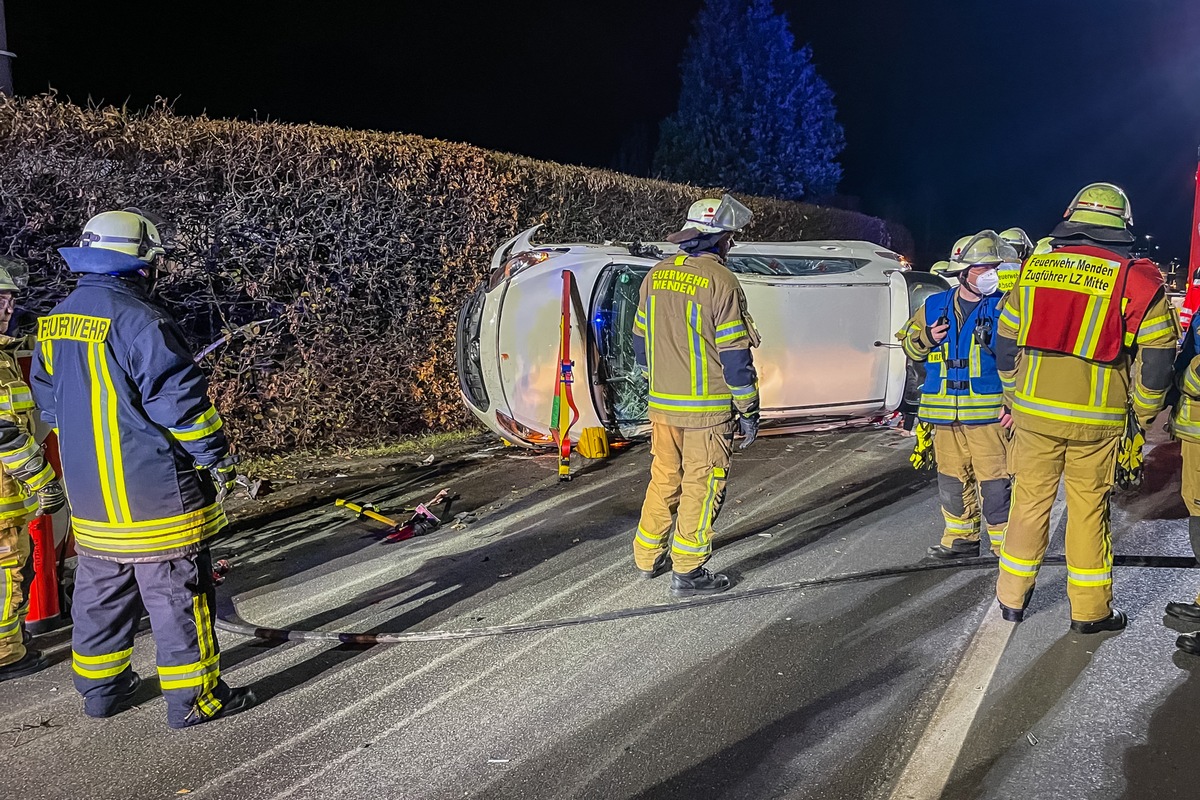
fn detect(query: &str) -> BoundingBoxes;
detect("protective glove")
[36,480,66,516]
[208,454,239,503]
[737,410,759,451]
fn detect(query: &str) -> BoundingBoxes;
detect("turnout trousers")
[1179,440,1200,603]
[0,523,33,667]
[997,428,1119,623]
[932,422,1011,554]
[71,547,233,726]
[634,420,735,574]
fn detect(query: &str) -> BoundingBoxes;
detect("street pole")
[0,0,12,96]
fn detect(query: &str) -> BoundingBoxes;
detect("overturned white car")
[457,226,945,447]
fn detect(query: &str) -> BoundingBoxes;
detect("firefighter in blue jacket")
[896,231,1018,559]
[30,209,256,728]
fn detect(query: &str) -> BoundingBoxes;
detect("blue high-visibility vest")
[918,289,1005,425]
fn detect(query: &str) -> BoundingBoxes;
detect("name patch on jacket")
[652,270,711,296]
[38,314,112,343]
[1021,253,1120,296]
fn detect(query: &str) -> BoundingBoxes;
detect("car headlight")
[495,410,556,446]
[487,251,553,290]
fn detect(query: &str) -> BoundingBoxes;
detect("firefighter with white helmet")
[30,209,256,725]
[631,194,760,597]
[897,232,1015,559]
[0,257,66,682]
[994,183,1178,633]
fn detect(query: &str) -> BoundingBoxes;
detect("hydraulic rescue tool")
[335,488,453,542]
[550,269,580,481]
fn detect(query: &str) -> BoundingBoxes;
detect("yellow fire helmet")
[1064,182,1133,229]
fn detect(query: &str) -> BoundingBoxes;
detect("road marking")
[887,488,1068,800]
[886,603,1015,800]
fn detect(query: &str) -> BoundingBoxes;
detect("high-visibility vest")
[1014,245,1162,363]
[917,290,1004,425]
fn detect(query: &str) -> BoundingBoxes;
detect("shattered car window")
[726,256,866,276]
[595,265,650,425]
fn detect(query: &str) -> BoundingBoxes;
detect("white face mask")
[973,269,1000,296]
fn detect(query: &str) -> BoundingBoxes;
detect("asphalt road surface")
[4,427,1198,799]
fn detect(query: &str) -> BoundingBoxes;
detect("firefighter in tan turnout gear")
[632,195,759,597]
[994,183,1179,632]
[0,258,67,682]
[1164,323,1200,654]
[896,232,1017,560]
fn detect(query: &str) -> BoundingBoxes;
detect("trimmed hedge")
[0,95,913,454]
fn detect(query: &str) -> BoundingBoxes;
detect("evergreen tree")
[654,0,845,200]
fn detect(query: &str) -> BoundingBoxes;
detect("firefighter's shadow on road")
[940,632,1100,798]
[486,568,993,799]
[1117,650,1200,799]
[714,465,935,578]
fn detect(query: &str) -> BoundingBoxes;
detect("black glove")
[738,411,760,451]
[208,454,239,503]
[36,480,66,516]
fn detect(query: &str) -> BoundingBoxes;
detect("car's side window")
[595,264,651,424]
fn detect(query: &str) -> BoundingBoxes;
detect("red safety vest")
[1015,244,1163,363]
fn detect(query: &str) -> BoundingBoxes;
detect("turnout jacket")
[996,241,1179,441]
[30,275,229,563]
[633,251,760,428]
[0,336,55,523]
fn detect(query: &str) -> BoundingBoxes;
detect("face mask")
[974,269,1000,296]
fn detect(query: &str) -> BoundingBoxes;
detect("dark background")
[7,0,1200,264]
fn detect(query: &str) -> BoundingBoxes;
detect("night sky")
[7,1,1200,265]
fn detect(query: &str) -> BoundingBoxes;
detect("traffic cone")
[25,514,62,634]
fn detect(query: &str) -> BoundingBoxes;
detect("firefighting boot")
[170,686,258,730]
[1070,608,1128,635]
[1177,632,1200,656]
[638,552,671,580]
[926,538,981,560]
[1165,600,1200,624]
[84,671,144,718]
[670,567,731,598]
[0,650,49,682]
[999,587,1034,623]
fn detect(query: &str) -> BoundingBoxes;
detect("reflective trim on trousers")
[1066,565,1113,587]
[635,526,668,550]
[942,510,980,535]
[987,527,1006,548]
[999,548,1041,578]
[670,537,711,557]
[72,647,134,680]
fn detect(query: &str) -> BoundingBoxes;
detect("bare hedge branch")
[0,95,913,455]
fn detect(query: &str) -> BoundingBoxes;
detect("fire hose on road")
[214,553,1198,645]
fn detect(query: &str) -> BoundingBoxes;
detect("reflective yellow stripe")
[40,340,53,376]
[635,526,668,549]
[1013,391,1125,425]
[942,510,980,533]
[72,647,133,679]
[72,504,227,554]
[74,647,134,665]
[170,406,224,442]
[1184,367,1200,398]
[0,437,38,468]
[88,343,117,523]
[1,560,14,636]
[96,344,132,522]
[1137,313,1175,343]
